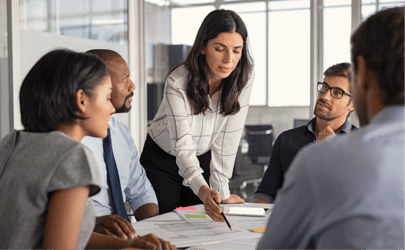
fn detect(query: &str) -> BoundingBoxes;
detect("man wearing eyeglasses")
[252,62,357,204]
[258,7,404,248]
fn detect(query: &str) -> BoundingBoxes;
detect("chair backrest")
[244,125,273,161]
[294,119,309,128]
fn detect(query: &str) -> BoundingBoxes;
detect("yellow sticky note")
[249,227,265,233]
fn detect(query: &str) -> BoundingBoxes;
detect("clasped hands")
[197,185,245,222]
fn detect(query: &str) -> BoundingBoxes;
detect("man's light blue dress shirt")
[82,116,158,216]
[258,106,404,248]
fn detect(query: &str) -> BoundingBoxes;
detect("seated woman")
[0,49,175,250]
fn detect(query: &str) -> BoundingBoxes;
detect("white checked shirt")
[147,65,254,199]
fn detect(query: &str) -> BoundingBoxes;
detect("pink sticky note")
[176,206,197,211]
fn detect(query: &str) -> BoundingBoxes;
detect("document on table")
[226,216,268,232]
[175,208,213,223]
[132,204,270,248]
[187,237,263,250]
[132,219,245,248]
[174,207,212,223]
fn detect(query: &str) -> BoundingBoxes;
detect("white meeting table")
[131,203,273,249]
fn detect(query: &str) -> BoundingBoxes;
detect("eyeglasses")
[317,82,352,99]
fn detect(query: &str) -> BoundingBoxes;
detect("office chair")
[239,125,273,198]
[294,119,309,128]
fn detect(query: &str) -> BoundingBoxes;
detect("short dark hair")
[351,7,404,105]
[182,9,254,116]
[20,49,108,132]
[85,49,122,64]
[324,62,353,84]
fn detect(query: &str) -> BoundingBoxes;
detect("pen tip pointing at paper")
[230,227,232,231]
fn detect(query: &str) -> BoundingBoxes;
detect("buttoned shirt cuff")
[128,193,158,214]
[212,185,230,201]
[189,174,209,197]
[252,192,274,204]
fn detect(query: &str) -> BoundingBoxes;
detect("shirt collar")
[306,117,317,136]
[305,117,354,136]
[338,118,354,134]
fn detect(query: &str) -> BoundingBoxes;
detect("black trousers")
[140,134,211,214]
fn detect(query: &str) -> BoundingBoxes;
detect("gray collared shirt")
[258,106,405,248]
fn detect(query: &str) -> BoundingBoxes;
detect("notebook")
[221,207,270,217]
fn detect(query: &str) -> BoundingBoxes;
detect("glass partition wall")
[4,0,147,149]
[20,0,128,45]
[143,0,403,200]
[3,0,404,141]
[16,0,130,127]
[145,0,404,120]
[0,1,10,140]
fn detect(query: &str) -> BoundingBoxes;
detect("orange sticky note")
[176,206,197,211]
[249,227,266,233]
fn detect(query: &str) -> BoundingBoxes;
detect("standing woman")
[141,9,255,221]
[0,49,175,250]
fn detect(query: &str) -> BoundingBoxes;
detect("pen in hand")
[213,199,232,231]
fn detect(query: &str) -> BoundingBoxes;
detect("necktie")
[103,128,130,222]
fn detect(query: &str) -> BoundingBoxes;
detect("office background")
[1,0,403,199]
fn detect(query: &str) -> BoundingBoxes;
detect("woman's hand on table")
[222,194,245,204]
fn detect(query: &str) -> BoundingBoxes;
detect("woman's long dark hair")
[176,9,254,116]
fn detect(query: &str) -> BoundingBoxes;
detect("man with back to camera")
[258,6,404,248]
[82,49,159,240]
[252,62,357,204]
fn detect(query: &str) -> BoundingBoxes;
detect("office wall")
[246,106,310,139]
[0,58,9,140]
[0,1,8,140]
[16,29,129,129]
[145,2,171,83]
[145,3,171,43]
